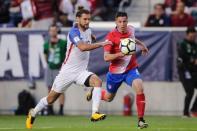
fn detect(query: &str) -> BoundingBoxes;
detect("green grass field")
[0,115,196,131]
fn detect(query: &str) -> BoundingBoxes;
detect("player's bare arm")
[135,38,149,55]
[77,40,112,52]
[104,52,125,62]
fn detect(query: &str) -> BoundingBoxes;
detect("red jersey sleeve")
[104,32,113,52]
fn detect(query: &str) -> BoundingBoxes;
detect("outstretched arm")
[77,41,111,52]
[135,38,149,56]
[69,29,111,52]
[104,52,125,62]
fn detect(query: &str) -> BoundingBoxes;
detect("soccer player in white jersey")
[26,8,111,129]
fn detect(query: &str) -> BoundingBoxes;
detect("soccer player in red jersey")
[87,12,149,129]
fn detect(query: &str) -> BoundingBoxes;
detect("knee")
[93,79,102,87]
[133,79,144,94]
[106,97,114,102]
[106,98,113,102]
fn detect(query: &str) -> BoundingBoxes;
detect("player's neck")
[117,28,127,34]
[116,26,127,34]
[78,25,86,32]
[79,27,86,32]
[74,23,86,32]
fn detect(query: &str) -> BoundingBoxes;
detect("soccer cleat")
[26,109,36,129]
[86,87,94,101]
[90,112,106,122]
[138,119,148,129]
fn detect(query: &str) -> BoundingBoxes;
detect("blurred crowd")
[0,0,196,28]
[145,0,196,27]
[0,0,130,28]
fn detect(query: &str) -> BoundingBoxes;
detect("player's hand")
[117,52,125,57]
[99,40,113,46]
[141,46,149,56]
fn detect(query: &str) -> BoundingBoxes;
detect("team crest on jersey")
[108,84,112,89]
[74,36,80,43]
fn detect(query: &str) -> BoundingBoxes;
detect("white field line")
[0,127,54,130]
[0,127,196,130]
[156,128,197,131]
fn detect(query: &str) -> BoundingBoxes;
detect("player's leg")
[47,86,55,115]
[87,72,122,102]
[86,74,107,121]
[47,69,61,115]
[26,90,61,129]
[76,71,105,121]
[132,79,148,129]
[125,68,148,129]
[87,88,117,102]
[26,68,73,129]
[102,72,123,102]
[101,89,116,102]
[58,93,65,115]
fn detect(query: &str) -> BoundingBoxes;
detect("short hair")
[115,12,128,19]
[186,26,196,34]
[154,3,165,10]
[48,23,57,30]
[48,23,61,34]
[76,6,90,17]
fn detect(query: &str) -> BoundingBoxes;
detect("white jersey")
[62,25,92,71]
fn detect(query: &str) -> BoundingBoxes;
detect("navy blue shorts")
[106,68,141,94]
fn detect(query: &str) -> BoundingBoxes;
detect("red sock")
[136,93,145,118]
[101,89,106,101]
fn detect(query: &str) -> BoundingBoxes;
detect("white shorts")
[51,69,94,93]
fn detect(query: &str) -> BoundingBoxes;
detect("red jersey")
[104,26,138,74]
[170,13,195,27]
[33,0,54,20]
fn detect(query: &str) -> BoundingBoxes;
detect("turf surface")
[0,115,196,131]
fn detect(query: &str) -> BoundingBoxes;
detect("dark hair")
[76,6,90,17]
[115,12,128,19]
[186,26,196,34]
[48,23,61,34]
[49,23,57,28]
[154,3,165,10]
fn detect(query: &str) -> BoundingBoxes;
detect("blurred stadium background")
[0,0,197,130]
